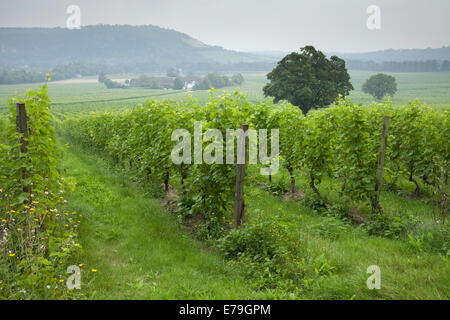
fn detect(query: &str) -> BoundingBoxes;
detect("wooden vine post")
[372,115,390,214]
[16,102,30,192]
[233,123,248,228]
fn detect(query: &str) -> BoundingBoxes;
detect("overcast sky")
[1,0,449,53]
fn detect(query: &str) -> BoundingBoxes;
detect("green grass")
[245,170,449,299]
[60,138,267,299]
[348,71,450,111]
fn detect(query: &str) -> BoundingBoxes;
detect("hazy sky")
[1,0,449,53]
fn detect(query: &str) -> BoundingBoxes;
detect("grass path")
[61,141,259,299]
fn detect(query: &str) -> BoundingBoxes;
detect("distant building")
[184,80,196,91]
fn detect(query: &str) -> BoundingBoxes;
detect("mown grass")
[60,139,267,299]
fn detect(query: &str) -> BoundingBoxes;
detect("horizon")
[1,0,449,53]
[0,23,448,55]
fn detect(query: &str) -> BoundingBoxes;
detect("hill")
[0,25,273,72]
[333,46,450,62]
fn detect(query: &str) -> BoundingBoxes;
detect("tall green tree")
[362,73,397,100]
[263,46,353,114]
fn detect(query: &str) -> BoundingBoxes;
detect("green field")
[1,71,449,119]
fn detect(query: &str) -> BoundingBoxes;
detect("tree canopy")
[263,46,353,114]
[173,77,184,90]
[362,73,397,100]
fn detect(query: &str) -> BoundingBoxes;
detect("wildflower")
[46,285,51,289]
[9,253,15,257]
[17,228,21,232]
[59,279,64,283]
[74,243,80,247]
[79,264,84,267]
[91,269,97,273]
[1,219,6,223]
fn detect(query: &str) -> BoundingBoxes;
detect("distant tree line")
[98,72,126,88]
[0,69,47,84]
[193,73,244,90]
[347,59,450,72]
[185,62,276,73]
[0,60,259,85]
[0,63,113,84]
[128,73,244,90]
[131,74,175,89]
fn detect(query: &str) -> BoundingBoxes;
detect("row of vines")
[63,91,449,238]
[0,84,82,299]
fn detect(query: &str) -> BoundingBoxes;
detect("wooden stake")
[16,102,28,154]
[16,102,30,193]
[233,123,248,228]
[373,115,390,214]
